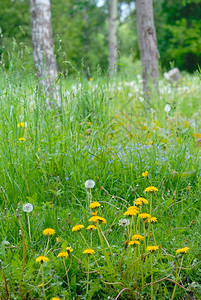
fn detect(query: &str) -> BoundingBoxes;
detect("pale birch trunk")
[30,0,61,108]
[109,0,118,77]
[136,0,159,96]
[84,5,89,79]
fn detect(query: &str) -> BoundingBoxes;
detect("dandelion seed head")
[23,203,33,213]
[164,104,171,112]
[85,179,95,189]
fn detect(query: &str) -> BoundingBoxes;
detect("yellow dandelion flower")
[43,228,55,236]
[193,133,201,139]
[147,217,158,223]
[72,224,84,232]
[56,237,62,243]
[138,213,151,220]
[18,137,26,141]
[51,298,61,300]
[83,248,95,255]
[124,209,138,216]
[66,247,73,253]
[17,122,25,128]
[88,216,107,224]
[36,256,49,263]
[144,186,158,192]
[57,251,69,258]
[132,234,144,241]
[90,202,101,209]
[176,247,189,254]
[134,197,148,206]
[128,240,140,246]
[127,206,139,211]
[142,171,148,177]
[146,245,159,252]
[86,225,97,230]
[134,199,143,206]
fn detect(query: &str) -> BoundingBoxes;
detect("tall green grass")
[0,62,200,299]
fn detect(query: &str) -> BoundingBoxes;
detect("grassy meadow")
[0,67,200,299]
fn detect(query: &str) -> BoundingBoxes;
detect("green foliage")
[155,0,201,72]
[1,0,201,74]
[0,0,32,70]
[49,0,108,75]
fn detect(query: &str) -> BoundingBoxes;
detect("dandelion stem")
[79,232,90,248]
[27,213,32,242]
[96,224,115,276]
[171,257,184,300]
[141,222,146,258]
[151,254,153,300]
[90,231,92,247]
[63,259,71,296]
[41,264,47,300]
[44,236,50,255]
[99,225,110,248]
[17,218,26,296]
[87,189,92,208]
[150,194,153,215]
[86,256,90,297]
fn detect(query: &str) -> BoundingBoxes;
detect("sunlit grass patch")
[0,70,200,298]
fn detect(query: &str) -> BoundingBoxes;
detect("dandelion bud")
[186,185,190,191]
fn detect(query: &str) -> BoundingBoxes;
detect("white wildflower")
[164,104,171,112]
[23,203,33,213]
[85,180,95,189]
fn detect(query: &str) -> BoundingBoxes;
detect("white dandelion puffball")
[23,203,33,213]
[164,104,171,112]
[85,179,95,189]
[118,219,130,226]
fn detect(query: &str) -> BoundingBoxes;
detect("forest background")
[1,0,201,76]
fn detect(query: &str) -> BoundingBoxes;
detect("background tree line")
[0,0,201,75]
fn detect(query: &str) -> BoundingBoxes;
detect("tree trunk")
[136,0,159,96]
[109,0,118,77]
[84,5,90,79]
[30,0,60,108]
